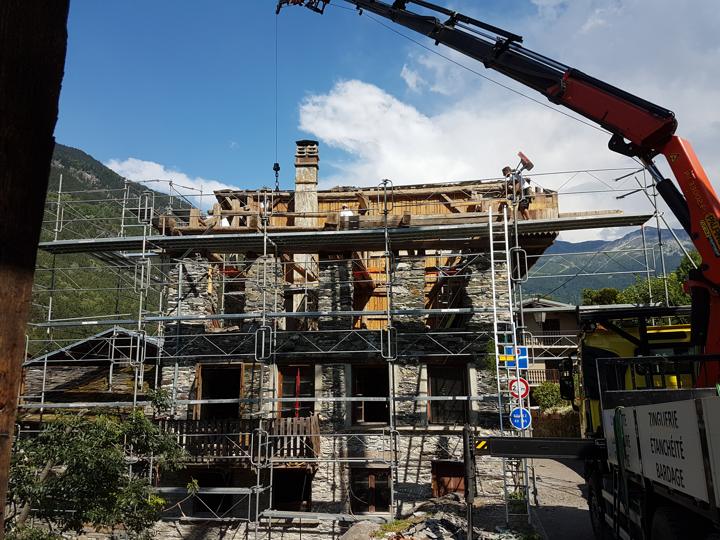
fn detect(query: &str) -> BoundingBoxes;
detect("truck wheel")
[588,479,610,540]
[651,506,693,540]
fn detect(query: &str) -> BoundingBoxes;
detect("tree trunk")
[0,1,69,536]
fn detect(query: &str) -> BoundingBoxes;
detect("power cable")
[540,251,601,300]
[328,3,612,136]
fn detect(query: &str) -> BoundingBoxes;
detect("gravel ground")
[531,459,594,540]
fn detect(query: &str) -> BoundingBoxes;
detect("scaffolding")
[18,162,686,537]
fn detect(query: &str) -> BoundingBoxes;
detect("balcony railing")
[527,368,559,386]
[159,414,321,463]
[525,333,578,347]
[266,414,321,461]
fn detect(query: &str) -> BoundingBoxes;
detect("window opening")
[272,469,313,511]
[428,365,467,424]
[352,365,389,424]
[350,468,390,513]
[278,365,314,418]
[198,365,242,420]
[542,318,561,332]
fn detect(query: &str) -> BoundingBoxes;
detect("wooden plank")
[189,207,202,228]
[440,193,461,213]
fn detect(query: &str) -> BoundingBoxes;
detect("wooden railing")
[266,414,321,461]
[527,368,559,386]
[159,414,321,462]
[159,418,257,461]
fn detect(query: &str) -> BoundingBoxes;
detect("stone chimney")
[294,140,319,227]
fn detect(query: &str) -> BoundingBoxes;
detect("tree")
[582,251,700,307]
[7,411,184,538]
[618,251,700,306]
[582,287,620,305]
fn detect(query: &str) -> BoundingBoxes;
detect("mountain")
[524,226,695,304]
[49,143,127,194]
[29,144,188,356]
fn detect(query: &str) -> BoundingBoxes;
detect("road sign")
[502,346,529,369]
[509,377,530,399]
[509,407,532,430]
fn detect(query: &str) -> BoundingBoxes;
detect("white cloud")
[105,157,238,210]
[400,64,425,93]
[299,0,720,241]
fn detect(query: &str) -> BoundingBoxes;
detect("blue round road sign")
[509,407,532,430]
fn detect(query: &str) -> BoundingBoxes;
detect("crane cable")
[273,13,281,192]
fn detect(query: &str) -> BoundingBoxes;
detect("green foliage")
[582,287,620,305]
[532,381,569,411]
[148,387,172,416]
[371,516,425,538]
[8,412,185,537]
[186,478,200,496]
[481,338,497,371]
[6,528,62,540]
[581,250,700,308]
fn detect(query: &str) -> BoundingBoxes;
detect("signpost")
[509,377,530,399]
[502,346,529,369]
[509,407,532,431]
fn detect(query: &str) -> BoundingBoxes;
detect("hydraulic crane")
[277,0,720,384]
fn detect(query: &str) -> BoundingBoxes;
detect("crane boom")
[278,0,720,371]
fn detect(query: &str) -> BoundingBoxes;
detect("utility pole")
[0,2,69,536]
[463,424,476,539]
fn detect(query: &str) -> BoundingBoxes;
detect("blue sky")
[57,0,533,188]
[57,0,720,239]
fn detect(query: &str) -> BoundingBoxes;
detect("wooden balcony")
[527,368,560,386]
[266,414,321,464]
[159,415,321,464]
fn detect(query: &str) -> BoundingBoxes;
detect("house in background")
[520,298,580,386]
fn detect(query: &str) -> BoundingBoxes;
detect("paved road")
[532,459,595,540]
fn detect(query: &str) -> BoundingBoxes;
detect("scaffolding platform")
[39,213,651,255]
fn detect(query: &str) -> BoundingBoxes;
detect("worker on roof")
[340,204,354,217]
[502,165,532,220]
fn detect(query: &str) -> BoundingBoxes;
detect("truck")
[278,1,720,538]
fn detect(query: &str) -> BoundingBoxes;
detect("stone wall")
[392,257,426,332]
[165,256,218,324]
[317,259,353,330]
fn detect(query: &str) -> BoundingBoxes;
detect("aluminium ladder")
[488,206,532,525]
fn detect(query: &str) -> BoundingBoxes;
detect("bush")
[7,528,61,540]
[532,381,568,411]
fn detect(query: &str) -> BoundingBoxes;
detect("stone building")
[22,140,650,539]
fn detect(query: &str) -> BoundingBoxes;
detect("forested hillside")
[524,227,694,304]
[28,144,181,356]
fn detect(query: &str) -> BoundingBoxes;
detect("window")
[542,318,561,332]
[197,365,242,420]
[278,365,314,418]
[351,366,389,424]
[272,470,313,511]
[428,365,467,424]
[350,468,391,513]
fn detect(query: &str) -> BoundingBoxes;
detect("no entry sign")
[509,377,530,399]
